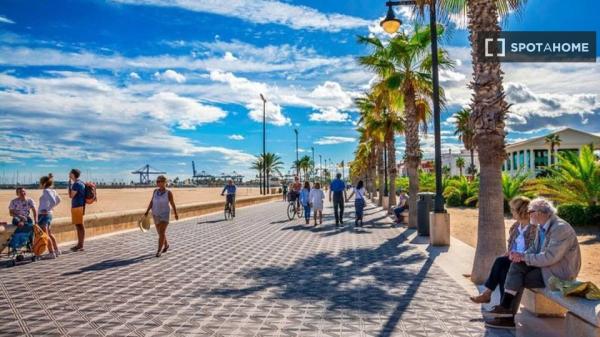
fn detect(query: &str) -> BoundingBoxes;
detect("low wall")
[1,194,281,247]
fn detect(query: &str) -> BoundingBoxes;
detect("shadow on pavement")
[62,254,153,275]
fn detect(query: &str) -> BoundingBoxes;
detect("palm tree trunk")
[388,131,397,213]
[470,148,475,178]
[468,0,509,284]
[377,143,385,206]
[404,86,420,229]
[266,169,270,194]
[259,170,263,194]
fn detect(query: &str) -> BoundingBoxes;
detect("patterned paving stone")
[1,199,512,337]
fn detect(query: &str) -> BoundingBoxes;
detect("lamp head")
[380,5,402,34]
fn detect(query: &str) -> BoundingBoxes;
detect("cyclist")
[221,179,237,217]
[290,176,302,213]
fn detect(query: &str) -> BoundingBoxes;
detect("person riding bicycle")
[221,179,237,217]
[290,176,302,211]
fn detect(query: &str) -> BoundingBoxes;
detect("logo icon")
[485,37,505,57]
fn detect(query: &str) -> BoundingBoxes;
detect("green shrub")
[446,193,463,207]
[586,205,600,226]
[558,204,589,226]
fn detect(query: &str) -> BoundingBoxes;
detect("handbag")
[138,214,151,232]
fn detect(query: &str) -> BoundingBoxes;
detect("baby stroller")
[4,219,48,267]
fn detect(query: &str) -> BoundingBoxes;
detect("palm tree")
[545,133,562,166]
[535,146,600,206]
[456,157,465,177]
[443,176,479,207]
[261,152,284,192]
[438,0,526,284]
[296,155,312,181]
[454,108,476,176]
[358,25,451,226]
[250,157,264,194]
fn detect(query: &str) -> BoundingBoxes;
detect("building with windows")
[503,128,600,176]
[441,149,480,177]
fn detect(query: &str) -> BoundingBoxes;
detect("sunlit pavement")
[0,199,513,337]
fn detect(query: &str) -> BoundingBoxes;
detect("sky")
[0,0,599,184]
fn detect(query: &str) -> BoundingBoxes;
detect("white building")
[503,128,600,176]
[441,149,480,177]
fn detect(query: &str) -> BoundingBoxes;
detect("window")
[534,150,548,169]
[526,150,531,169]
[507,156,511,171]
[519,150,525,169]
[513,152,518,170]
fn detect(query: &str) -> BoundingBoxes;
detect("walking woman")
[38,174,61,258]
[299,181,311,225]
[309,182,325,226]
[346,180,366,227]
[144,175,178,257]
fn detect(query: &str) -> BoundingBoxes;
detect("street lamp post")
[380,0,444,213]
[294,128,299,176]
[260,93,267,195]
[311,147,315,182]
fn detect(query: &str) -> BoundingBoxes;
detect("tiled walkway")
[0,199,512,337]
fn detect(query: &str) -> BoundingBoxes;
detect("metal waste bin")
[417,192,435,236]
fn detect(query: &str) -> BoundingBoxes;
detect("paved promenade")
[0,199,512,337]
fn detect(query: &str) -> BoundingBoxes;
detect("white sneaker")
[46,253,56,259]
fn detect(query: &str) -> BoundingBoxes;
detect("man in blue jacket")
[329,173,347,227]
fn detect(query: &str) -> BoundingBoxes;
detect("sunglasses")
[528,210,537,214]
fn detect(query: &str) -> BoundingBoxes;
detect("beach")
[0,187,261,220]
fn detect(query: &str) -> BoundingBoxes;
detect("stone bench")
[523,287,600,337]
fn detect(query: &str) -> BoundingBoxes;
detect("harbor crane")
[131,164,166,185]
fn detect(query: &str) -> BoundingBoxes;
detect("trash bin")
[417,192,435,236]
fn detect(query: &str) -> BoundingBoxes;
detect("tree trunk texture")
[378,144,385,206]
[404,85,420,229]
[387,131,397,213]
[259,171,263,194]
[468,0,510,284]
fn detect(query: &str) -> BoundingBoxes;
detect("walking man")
[329,173,347,227]
[69,169,86,252]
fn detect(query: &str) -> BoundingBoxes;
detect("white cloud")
[0,72,252,166]
[0,16,15,24]
[314,136,355,145]
[247,99,291,126]
[223,52,237,61]
[154,69,186,83]
[309,108,351,123]
[113,0,370,32]
[228,134,244,140]
[129,72,141,80]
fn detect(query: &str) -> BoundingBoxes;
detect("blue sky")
[1,0,599,183]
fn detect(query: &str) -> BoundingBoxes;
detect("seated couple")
[470,196,581,330]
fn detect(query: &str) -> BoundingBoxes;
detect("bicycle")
[286,192,303,220]
[223,194,235,221]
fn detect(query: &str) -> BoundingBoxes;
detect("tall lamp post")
[260,94,267,194]
[380,0,444,213]
[311,147,315,181]
[380,0,449,245]
[294,128,299,176]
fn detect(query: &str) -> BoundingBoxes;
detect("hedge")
[557,204,600,226]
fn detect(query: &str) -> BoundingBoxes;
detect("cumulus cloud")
[309,108,351,123]
[154,69,186,83]
[314,136,355,145]
[129,72,141,80]
[228,134,244,140]
[113,0,370,32]
[0,72,244,166]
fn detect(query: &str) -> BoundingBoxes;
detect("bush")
[586,205,600,226]
[558,204,590,226]
[446,193,463,207]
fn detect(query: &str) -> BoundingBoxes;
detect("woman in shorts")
[144,175,178,257]
[38,173,61,258]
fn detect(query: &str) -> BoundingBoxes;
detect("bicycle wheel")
[287,203,296,220]
[224,204,232,220]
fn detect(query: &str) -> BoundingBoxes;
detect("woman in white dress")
[309,182,325,226]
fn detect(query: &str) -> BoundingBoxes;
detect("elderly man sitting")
[484,197,581,329]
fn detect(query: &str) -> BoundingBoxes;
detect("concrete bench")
[523,287,600,337]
